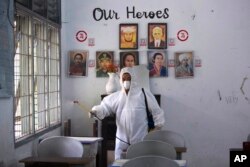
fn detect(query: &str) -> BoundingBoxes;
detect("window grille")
[14,12,61,142]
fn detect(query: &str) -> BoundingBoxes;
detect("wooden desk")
[20,156,95,167]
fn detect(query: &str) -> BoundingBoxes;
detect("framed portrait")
[148,23,167,49]
[96,51,114,77]
[119,23,138,50]
[120,51,139,69]
[174,51,194,78]
[68,50,88,77]
[148,50,168,77]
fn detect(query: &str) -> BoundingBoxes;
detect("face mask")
[123,81,131,90]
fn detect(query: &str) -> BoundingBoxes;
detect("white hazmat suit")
[92,67,165,159]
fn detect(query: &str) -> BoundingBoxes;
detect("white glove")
[88,111,96,118]
[89,106,98,118]
[91,106,98,111]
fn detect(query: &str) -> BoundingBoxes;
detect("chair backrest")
[122,155,179,167]
[143,130,186,148]
[126,140,176,159]
[37,136,84,158]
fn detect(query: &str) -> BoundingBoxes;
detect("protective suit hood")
[119,67,139,94]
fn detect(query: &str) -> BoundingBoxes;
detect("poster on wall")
[174,51,194,78]
[148,23,167,49]
[68,50,88,77]
[119,23,138,50]
[120,51,139,69]
[96,51,114,77]
[148,50,168,77]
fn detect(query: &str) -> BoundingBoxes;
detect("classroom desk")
[110,159,187,167]
[20,157,95,167]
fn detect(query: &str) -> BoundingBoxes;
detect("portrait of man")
[120,51,139,69]
[119,24,138,49]
[69,51,88,77]
[148,23,167,49]
[175,52,194,78]
[96,51,114,77]
[148,51,168,77]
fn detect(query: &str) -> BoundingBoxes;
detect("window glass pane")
[47,0,60,23]
[49,60,57,76]
[35,92,47,131]
[57,91,61,106]
[33,0,46,17]
[34,57,45,75]
[49,107,61,124]
[49,92,57,108]
[16,0,30,8]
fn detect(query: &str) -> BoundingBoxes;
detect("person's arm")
[91,93,116,119]
[144,90,165,129]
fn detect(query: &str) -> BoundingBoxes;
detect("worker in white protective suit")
[91,67,165,160]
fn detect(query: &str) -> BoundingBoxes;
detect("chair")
[125,140,176,160]
[122,155,179,167]
[38,136,84,158]
[143,130,186,159]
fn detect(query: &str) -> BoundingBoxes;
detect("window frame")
[14,5,62,147]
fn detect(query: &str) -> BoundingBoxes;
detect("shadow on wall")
[0,161,4,167]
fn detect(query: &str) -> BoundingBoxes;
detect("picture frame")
[96,51,114,77]
[148,50,168,77]
[174,51,194,78]
[120,51,139,69]
[119,23,138,50]
[68,50,88,77]
[148,23,167,49]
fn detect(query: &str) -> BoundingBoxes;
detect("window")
[15,0,61,24]
[14,11,61,143]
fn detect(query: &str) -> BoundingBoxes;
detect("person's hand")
[89,106,98,118]
[92,106,98,111]
[89,110,96,118]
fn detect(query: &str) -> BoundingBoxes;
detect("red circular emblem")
[76,30,87,42]
[177,30,189,41]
